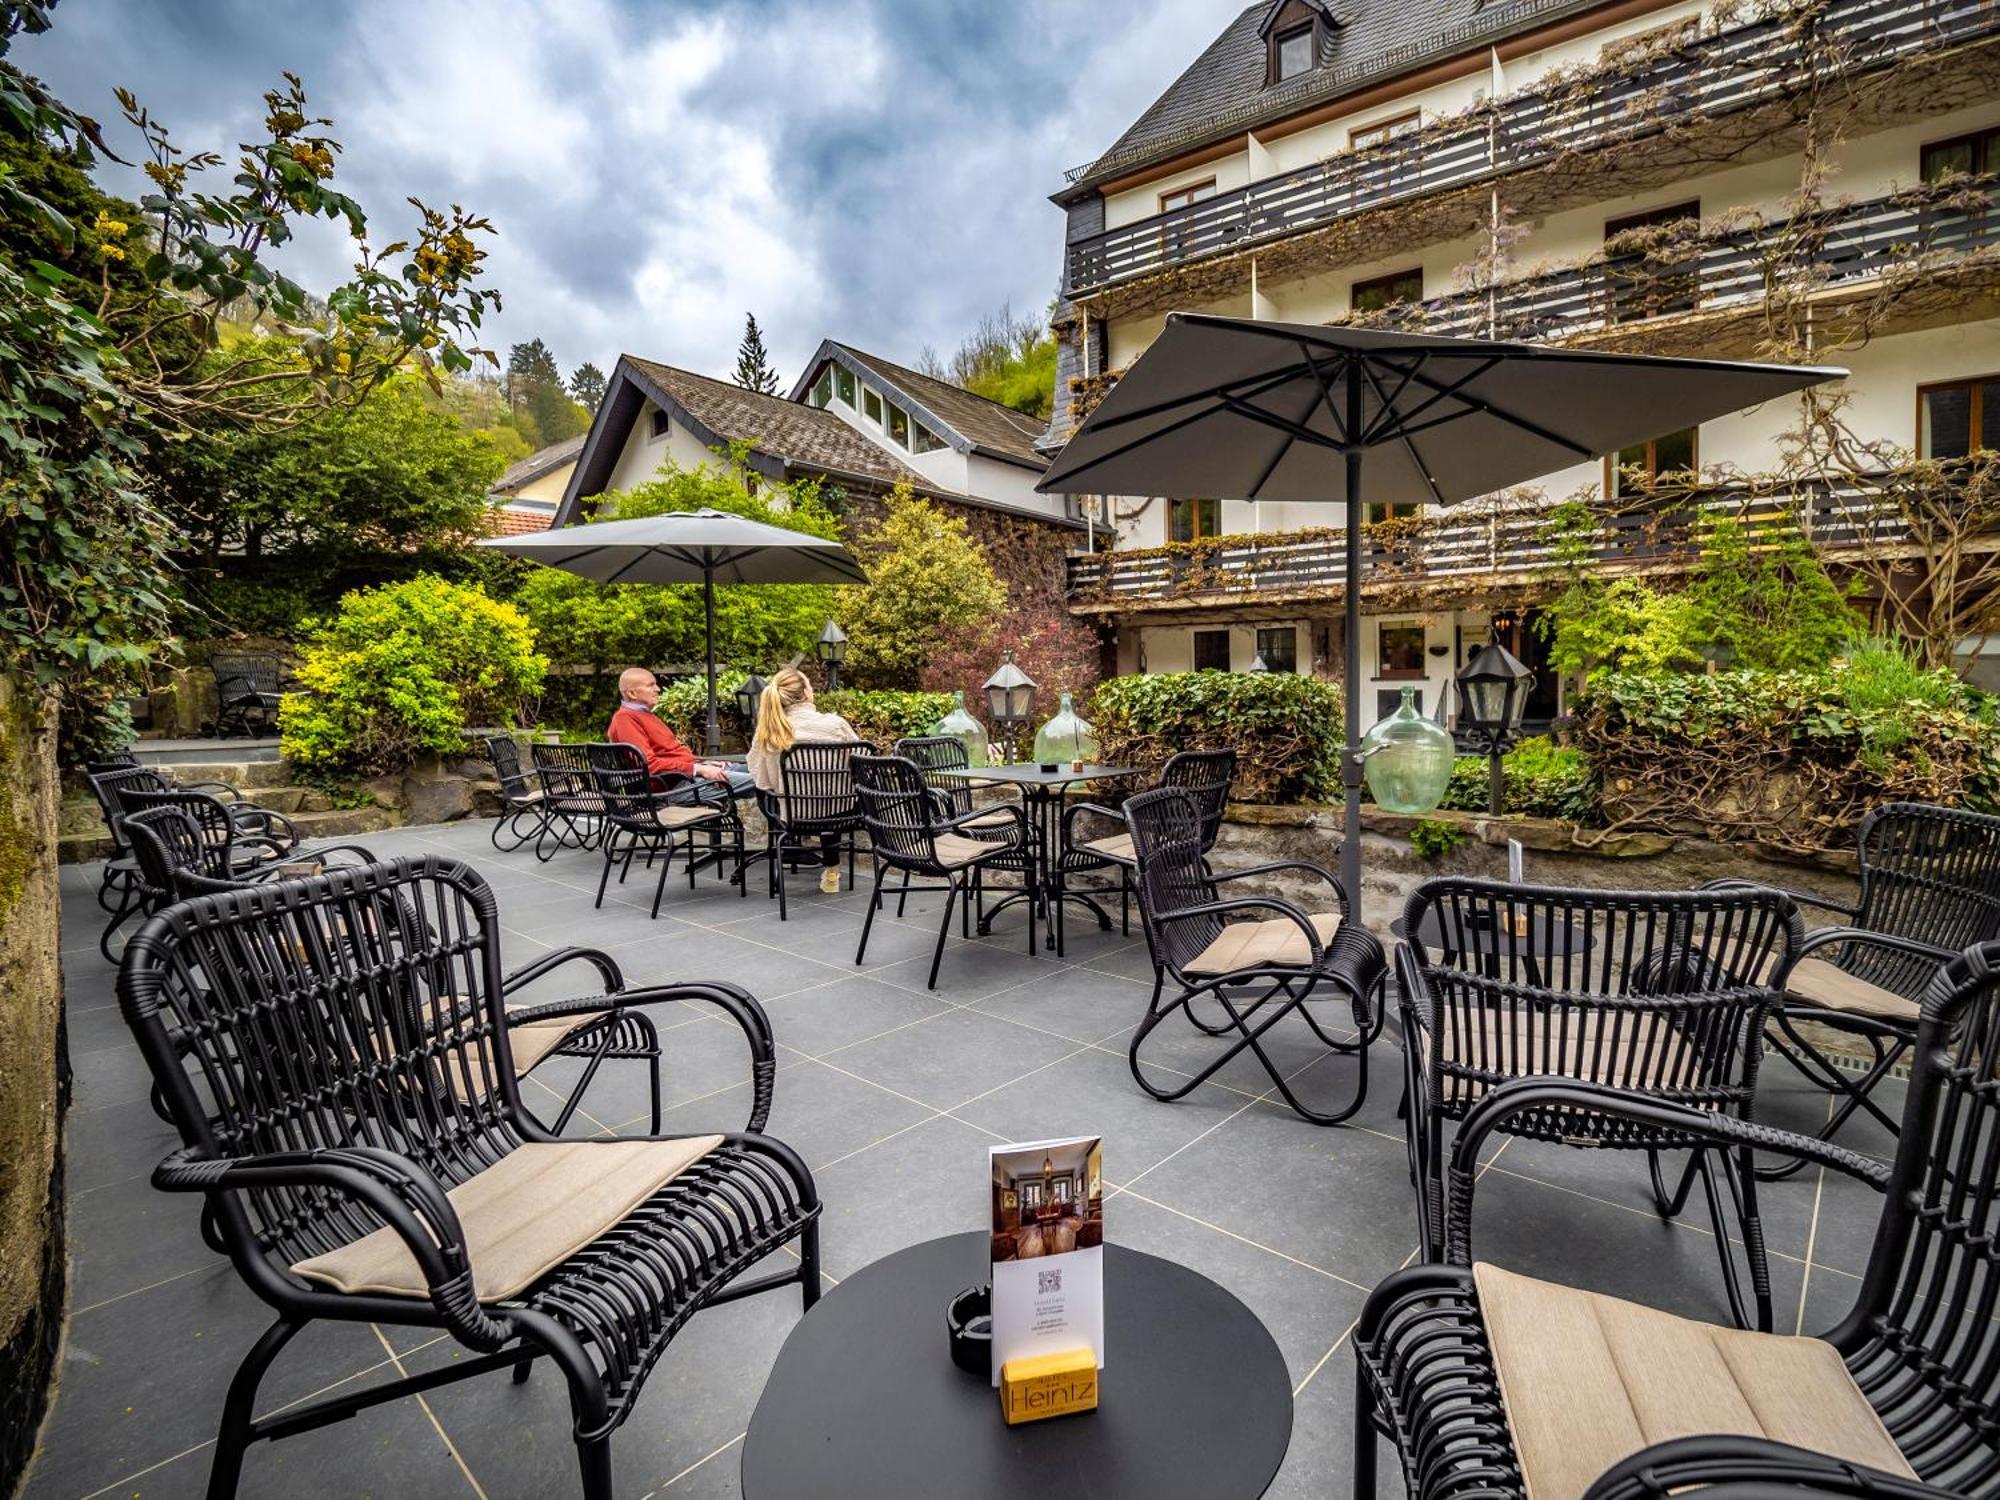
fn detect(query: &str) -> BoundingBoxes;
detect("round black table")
[740,1232,1293,1499]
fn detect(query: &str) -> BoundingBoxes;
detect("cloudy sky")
[17,0,1224,390]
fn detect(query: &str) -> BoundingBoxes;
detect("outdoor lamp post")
[815,620,848,692]
[1455,637,1535,816]
[734,672,767,738]
[983,650,1038,762]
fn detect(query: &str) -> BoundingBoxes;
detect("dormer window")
[1277,25,1315,80]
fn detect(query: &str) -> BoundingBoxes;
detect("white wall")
[600,402,721,496]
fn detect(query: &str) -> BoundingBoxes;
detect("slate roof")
[821,343,1049,468]
[1062,0,1606,197]
[626,356,933,492]
[489,435,584,497]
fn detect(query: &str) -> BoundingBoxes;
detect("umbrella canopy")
[1036,314,1846,915]
[481,507,867,752]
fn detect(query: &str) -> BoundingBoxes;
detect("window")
[834,366,856,406]
[1919,375,2000,460]
[647,408,670,441]
[1608,426,1698,497]
[913,422,947,454]
[1193,630,1232,672]
[1364,500,1419,524]
[811,368,833,408]
[1351,268,1423,316]
[1159,178,1217,214]
[863,388,883,423]
[1256,627,1298,674]
[1605,201,1700,321]
[1922,127,2000,183]
[1350,111,1420,151]
[1169,497,1221,542]
[1276,24,1315,80]
[1377,621,1427,678]
[888,404,910,448]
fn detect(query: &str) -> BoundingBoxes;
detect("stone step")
[133,737,282,766]
[149,759,293,790]
[290,806,403,841]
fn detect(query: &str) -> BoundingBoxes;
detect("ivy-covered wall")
[0,674,66,1492]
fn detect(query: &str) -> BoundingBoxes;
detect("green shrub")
[1409,818,1466,859]
[1089,672,1345,803]
[654,669,751,747]
[1440,736,1598,822]
[280,576,546,776]
[820,688,952,747]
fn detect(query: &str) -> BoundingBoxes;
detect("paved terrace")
[34,816,1901,1499]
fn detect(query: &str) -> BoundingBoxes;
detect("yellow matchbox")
[999,1347,1099,1426]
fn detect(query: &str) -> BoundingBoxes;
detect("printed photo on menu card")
[988,1136,1104,1385]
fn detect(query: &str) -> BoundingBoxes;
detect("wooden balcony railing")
[1063,0,2000,296]
[1065,471,1945,607]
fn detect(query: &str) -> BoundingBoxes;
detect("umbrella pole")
[1341,444,1364,926]
[704,580,720,764]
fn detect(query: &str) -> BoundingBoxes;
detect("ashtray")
[1038,762,1059,773]
[946,1283,992,1375]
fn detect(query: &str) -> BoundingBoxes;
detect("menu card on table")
[988,1136,1105,1385]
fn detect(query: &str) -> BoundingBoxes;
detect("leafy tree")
[507,336,586,445]
[939,300,1057,420]
[733,313,780,394]
[568,360,606,412]
[836,488,1006,688]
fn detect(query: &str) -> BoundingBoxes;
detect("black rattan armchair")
[88,752,247,804]
[1122,785,1385,1125]
[1057,749,1236,957]
[483,734,550,852]
[852,753,1030,988]
[528,741,608,860]
[1398,878,1801,1329]
[1356,938,2000,1500]
[748,741,875,920]
[209,651,284,738]
[117,857,820,1498]
[891,735,1019,915]
[585,741,741,917]
[1708,802,2000,1176]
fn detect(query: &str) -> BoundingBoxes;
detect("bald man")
[607,668,755,800]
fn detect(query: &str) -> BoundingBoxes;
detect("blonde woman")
[747,667,861,893]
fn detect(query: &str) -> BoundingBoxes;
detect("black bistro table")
[1392,906,1590,986]
[933,762,1141,951]
[741,1231,1293,1500]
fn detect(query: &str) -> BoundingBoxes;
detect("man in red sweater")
[608,668,755,799]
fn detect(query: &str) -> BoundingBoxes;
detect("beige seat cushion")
[1474,1262,1915,1500]
[1186,912,1341,974]
[1425,1007,1702,1108]
[507,787,546,805]
[422,1003,613,1104]
[960,807,1019,834]
[935,832,1011,869]
[652,803,723,830]
[1080,832,1135,863]
[292,1136,722,1302]
[1784,956,1917,1023]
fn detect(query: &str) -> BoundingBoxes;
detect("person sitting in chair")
[608,668,756,801]
[746,666,860,894]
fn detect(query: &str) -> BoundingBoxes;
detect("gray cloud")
[17,0,1223,388]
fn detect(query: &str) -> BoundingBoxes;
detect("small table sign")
[989,1136,1104,1397]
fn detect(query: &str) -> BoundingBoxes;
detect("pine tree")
[568,361,607,412]
[733,314,781,395]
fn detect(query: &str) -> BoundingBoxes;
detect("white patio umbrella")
[482,507,867,753]
[1036,314,1846,914]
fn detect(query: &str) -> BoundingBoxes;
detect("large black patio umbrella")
[482,507,867,753]
[1036,314,1844,915]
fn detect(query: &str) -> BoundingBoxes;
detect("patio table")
[740,1231,1292,1499]
[933,763,1140,951]
[1392,906,1588,987]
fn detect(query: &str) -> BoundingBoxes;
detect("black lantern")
[734,672,767,737]
[1454,637,1535,815]
[983,649,1038,759]
[815,620,848,691]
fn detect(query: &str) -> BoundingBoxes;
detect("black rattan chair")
[528,741,608,861]
[88,752,248,805]
[1122,785,1385,1125]
[585,742,741,917]
[117,856,820,1497]
[1355,938,2000,1500]
[1399,878,1802,1330]
[748,741,876,920]
[209,651,284,738]
[851,753,1030,988]
[891,735,1019,915]
[1708,802,2000,1176]
[483,735,550,852]
[1057,748,1236,956]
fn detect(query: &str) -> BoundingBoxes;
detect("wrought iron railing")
[1065,471,1938,605]
[1063,0,2000,296]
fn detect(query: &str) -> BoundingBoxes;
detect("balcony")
[1066,469,1973,613]
[1063,0,2000,298]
